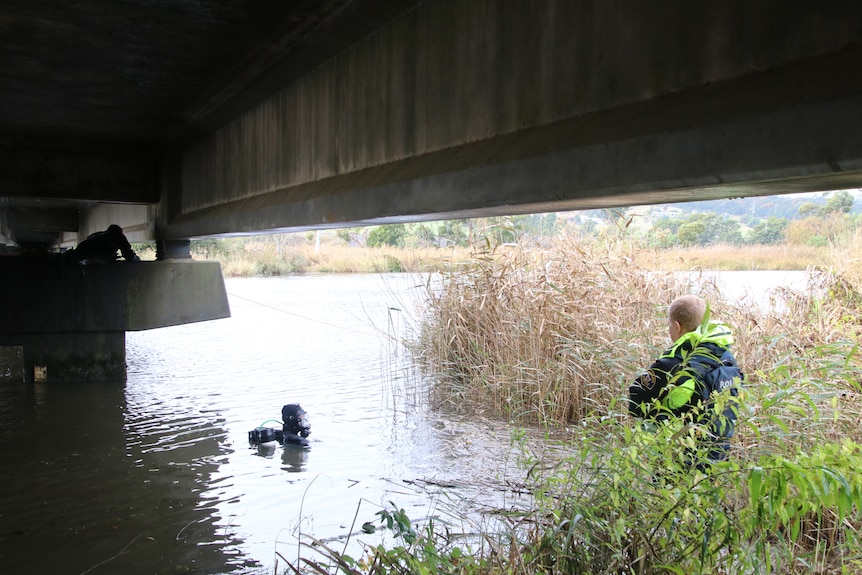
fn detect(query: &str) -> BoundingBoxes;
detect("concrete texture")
[2,1,862,245]
[0,0,423,247]
[169,0,862,237]
[7,332,128,383]
[0,258,230,381]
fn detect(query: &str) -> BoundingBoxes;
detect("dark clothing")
[71,225,139,263]
[282,404,311,447]
[629,321,743,465]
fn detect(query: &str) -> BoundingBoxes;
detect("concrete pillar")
[156,239,191,259]
[1,332,126,383]
[0,345,25,383]
[0,257,230,382]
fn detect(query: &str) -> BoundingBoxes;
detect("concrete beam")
[78,203,153,244]
[0,258,230,381]
[2,205,80,247]
[166,90,862,237]
[162,0,862,238]
[0,136,159,203]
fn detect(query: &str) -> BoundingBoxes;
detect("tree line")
[186,189,859,253]
[332,190,858,249]
[641,189,856,248]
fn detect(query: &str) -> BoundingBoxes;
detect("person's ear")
[669,319,681,340]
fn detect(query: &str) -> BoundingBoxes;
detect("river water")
[0,270,809,574]
[0,274,531,575]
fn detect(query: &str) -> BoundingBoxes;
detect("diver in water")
[282,404,311,446]
[248,403,311,450]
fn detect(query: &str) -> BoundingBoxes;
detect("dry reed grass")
[197,242,474,277]
[416,234,862,439]
[635,243,825,271]
[416,237,695,425]
[411,235,862,572]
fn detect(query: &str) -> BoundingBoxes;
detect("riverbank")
[140,241,474,275]
[396,234,862,575]
[139,236,838,276]
[141,233,862,573]
[632,243,827,271]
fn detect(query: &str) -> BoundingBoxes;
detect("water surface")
[0,274,525,575]
[0,270,809,573]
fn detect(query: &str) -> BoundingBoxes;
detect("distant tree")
[367,224,406,248]
[785,217,820,245]
[407,223,437,247]
[703,213,744,245]
[670,213,743,246]
[649,218,684,248]
[822,190,854,214]
[653,218,684,235]
[748,217,788,245]
[336,227,365,246]
[677,220,706,246]
[437,220,470,247]
[473,216,520,245]
[740,213,758,227]
[515,213,559,238]
[797,202,819,217]
[600,208,636,231]
[576,216,598,237]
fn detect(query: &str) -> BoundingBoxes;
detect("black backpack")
[687,345,743,439]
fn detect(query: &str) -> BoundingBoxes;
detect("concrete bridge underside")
[3,1,862,246]
[171,2,862,239]
[3,1,862,382]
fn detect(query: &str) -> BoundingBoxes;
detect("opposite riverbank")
[139,236,838,276]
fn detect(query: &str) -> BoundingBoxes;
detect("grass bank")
[192,237,475,276]
[383,234,862,574]
[138,236,834,275]
[278,234,862,575]
[633,243,827,271]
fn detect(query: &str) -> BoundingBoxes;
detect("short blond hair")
[669,295,706,334]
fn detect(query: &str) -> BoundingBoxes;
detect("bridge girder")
[2,1,862,247]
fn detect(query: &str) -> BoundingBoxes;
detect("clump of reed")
[415,234,862,432]
[415,236,719,425]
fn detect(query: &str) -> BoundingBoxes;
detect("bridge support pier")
[156,239,191,260]
[1,332,126,383]
[0,258,230,383]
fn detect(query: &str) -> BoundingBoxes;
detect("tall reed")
[414,234,862,434]
[289,234,862,575]
[416,236,721,425]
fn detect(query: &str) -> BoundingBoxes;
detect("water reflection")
[0,379,245,575]
[250,441,310,474]
[252,442,279,459]
[281,445,310,472]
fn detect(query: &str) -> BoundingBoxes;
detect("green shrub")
[807,235,828,248]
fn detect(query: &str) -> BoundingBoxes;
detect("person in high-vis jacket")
[628,295,743,469]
